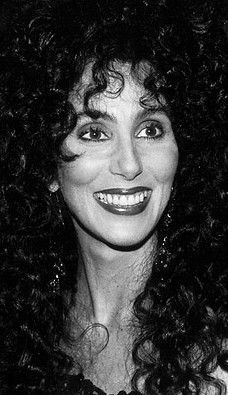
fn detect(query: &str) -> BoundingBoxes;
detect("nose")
[109,138,143,180]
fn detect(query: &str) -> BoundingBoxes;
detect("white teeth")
[95,190,150,206]
[135,193,140,204]
[113,195,119,205]
[127,194,135,205]
[119,195,128,205]
[107,194,112,204]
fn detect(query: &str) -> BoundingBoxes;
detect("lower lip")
[94,193,152,216]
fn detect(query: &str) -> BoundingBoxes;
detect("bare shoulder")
[209,365,228,394]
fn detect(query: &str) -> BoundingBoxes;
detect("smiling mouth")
[93,187,152,216]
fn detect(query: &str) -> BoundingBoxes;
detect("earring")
[49,185,65,227]
[49,260,65,294]
[49,181,59,193]
[57,199,65,228]
[155,186,176,281]
[48,190,66,293]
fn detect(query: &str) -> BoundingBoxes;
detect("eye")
[79,126,109,142]
[136,121,164,140]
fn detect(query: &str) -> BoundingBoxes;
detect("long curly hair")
[0,0,227,394]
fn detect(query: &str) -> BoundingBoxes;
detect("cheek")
[148,145,179,184]
[58,154,105,187]
[60,136,109,186]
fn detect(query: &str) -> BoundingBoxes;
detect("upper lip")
[94,187,151,195]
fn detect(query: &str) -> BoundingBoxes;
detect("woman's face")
[55,63,179,248]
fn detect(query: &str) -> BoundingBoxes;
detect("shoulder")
[209,364,228,394]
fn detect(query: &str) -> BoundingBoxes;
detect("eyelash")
[78,122,165,142]
[136,122,165,140]
[78,126,109,142]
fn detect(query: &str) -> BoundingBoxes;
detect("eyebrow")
[77,109,115,121]
[77,104,170,122]
[135,106,170,121]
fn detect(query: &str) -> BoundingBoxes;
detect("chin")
[73,215,155,250]
[98,229,153,250]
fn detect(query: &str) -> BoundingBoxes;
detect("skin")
[52,62,179,392]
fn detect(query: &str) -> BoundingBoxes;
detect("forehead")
[69,61,155,112]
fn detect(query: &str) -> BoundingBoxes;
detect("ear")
[49,180,59,193]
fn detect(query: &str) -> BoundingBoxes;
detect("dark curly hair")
[0,0,227,394]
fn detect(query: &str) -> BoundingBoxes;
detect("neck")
[75,228,157,328]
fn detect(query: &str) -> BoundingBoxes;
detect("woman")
[0,0,227,394]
